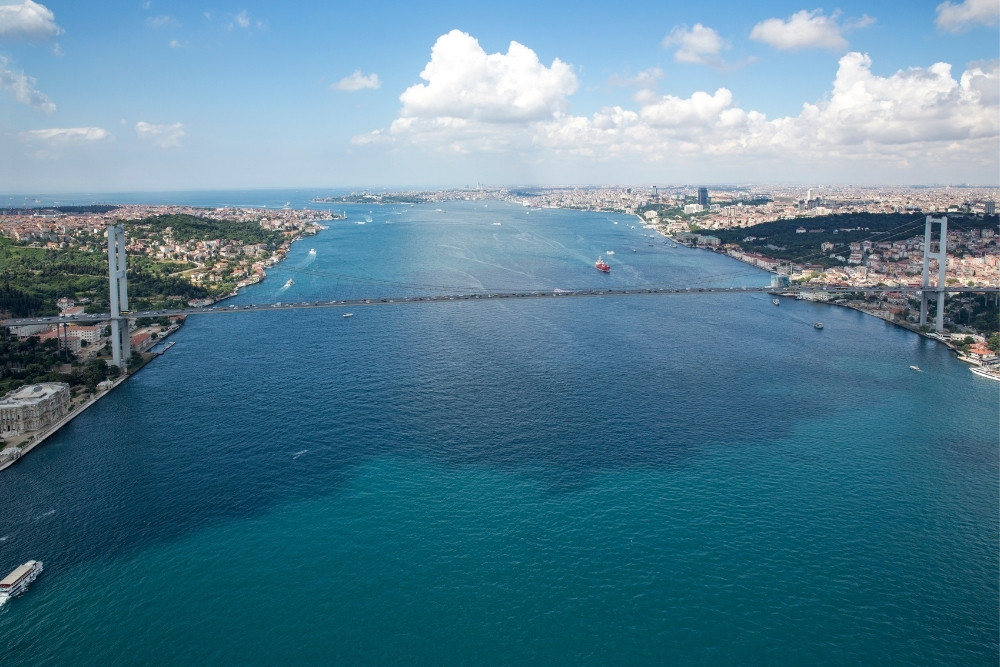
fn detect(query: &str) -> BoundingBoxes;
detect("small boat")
[910,365,920,371]
[342,313,354,318]
[595,256,611,273]
[308,248,316,254]
[283,279,294,288]
[0,560,43,606]
[814,322,823,329]
[772,298,780,306]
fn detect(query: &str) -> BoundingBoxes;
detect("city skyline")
[0,0,997,193]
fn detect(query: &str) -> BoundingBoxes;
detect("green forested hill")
[709,212,996,267]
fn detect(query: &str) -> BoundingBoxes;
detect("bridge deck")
[3,285,997,327]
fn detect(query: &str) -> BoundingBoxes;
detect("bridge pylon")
[107,224,130,369]
[919,215,948,332]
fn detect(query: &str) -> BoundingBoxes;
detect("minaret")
[107,224,130,369]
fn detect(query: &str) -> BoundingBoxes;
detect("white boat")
[910,365,920,371]
[342,313,354,318]
[283,279,294,288]
[772,298,780,306]
[971,366,1000,381]
[308,248,316,254]
[814,322,823,329]
[0,560,42,606]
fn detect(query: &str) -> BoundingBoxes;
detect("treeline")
[709,213,997,266]
[0,239,211,317]
[0,329,120,394]
[128,213,285,247]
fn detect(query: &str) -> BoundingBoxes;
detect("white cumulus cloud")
[331,70,381,92]
[935,0,1000,32]
[663,24,727,66]
[0,0,62,42]
[20,127,110,142]
[356,32,997,181]
[0,55,54,112]
[750,10,851,51]
[397,29,577,124]
[136,121,185,147]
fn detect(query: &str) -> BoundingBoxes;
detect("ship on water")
[0,560,42,606]
[595,256,610,273]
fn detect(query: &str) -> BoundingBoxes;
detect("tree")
[988,333,1000,353]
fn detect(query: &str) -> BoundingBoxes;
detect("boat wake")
[292,449,309,459]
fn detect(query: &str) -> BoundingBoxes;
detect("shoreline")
[641,215,993,359]
[0,322,183,472]
[0,374,127,472]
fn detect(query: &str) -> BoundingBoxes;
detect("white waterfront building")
[0,383,71,437]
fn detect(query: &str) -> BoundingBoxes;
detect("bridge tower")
[107,223,130,369]
[919,215,948,332]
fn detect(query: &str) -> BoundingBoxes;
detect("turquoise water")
[0,196,996,664]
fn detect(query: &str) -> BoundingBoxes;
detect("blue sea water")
[0,194,997,664]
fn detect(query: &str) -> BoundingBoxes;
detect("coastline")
[0,374,127,472]
[0,323,183,472]
[641,214,995,360]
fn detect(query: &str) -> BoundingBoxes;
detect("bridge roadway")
[3,284,997,327]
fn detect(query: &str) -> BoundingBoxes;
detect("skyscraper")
[697,187,708,207]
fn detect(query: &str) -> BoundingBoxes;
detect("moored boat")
[0,560,42,606]
[595,256,610,273]
[970,366,1000,381]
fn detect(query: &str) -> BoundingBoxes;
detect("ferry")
[595,256,611,273]
[970,366,1000,382]
[0,560,42,606]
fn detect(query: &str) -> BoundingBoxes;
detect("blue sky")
[0,0,997,192]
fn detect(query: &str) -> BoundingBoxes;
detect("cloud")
[20,127,110,142]
[0,0,62,42]
[228,10,263,31]
[397,29,577,125]
[750,10,851,51]
[135,121,185,147]
[0,56,54,111]
[331,70,381,92]
[663,24,727,66]
[168,39,181,49]
[358,34,998,181]
[146,14,176,29]
[608,67,664,88]
[935,0,1000,32]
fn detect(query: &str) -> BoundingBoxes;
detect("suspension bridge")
[2,216,997,366]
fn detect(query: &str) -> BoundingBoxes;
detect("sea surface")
[0,192,997,665]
